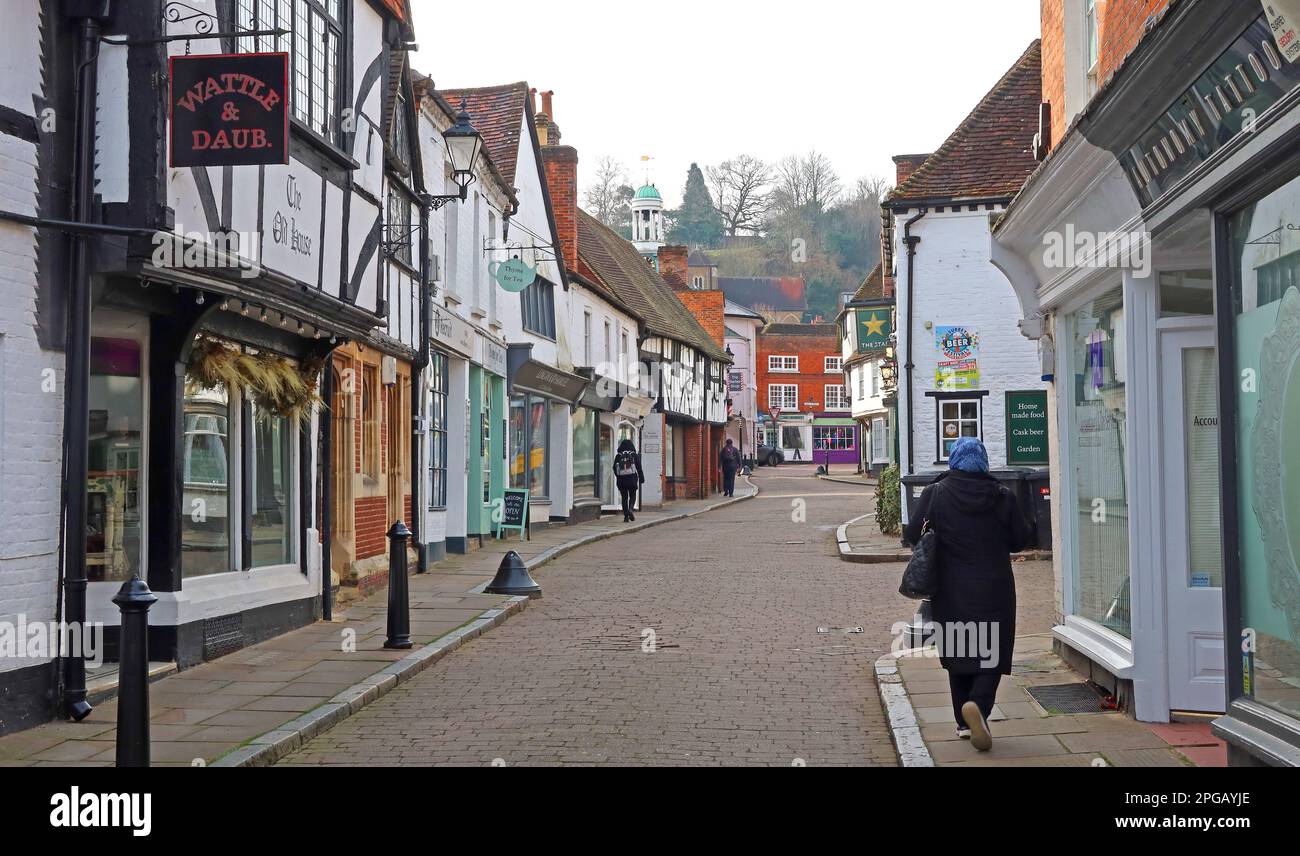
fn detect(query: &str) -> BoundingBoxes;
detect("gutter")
[902,208,927,476]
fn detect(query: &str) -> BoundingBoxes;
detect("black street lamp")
[428,100,484,210]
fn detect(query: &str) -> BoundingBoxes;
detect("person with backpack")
[613,438,644,523]
[902,437,1032,752]
[719,438,741,497]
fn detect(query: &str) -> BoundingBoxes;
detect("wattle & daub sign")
[169,53,289,168]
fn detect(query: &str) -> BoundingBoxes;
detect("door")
[1160,328,1224,713]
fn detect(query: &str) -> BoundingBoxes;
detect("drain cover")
[1026,682,1107,714]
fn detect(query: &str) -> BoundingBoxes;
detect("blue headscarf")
[948,437,989,474]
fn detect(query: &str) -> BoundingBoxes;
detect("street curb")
[874,650,935,768]
[818,474,877,488]
[836,512,913,564]
[212,480,759,767]
[211,596,531,767]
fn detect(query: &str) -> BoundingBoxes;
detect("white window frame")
[937,397,984,462]
[824,384,850,411]
[768,355,798,373]
[872,417,888,463]
[1085,0,1099,98]
[824,356,843,373]
[768,384,798,411]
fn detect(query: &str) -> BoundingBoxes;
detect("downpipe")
[411,195,433,574]
[902,208,927,477]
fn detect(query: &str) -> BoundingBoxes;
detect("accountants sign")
[169,53,289,168]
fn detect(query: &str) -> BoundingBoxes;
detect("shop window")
[1227,176,1300,718]
[481,374,493,505]
[572,407,598,498]
[87,337,144,583]
[250,402,293,568]
[427,353,448,510]
[1158,269,1214,317]
[237,0,343,146]
[672,424,686,479]
[935,397,983,462]
[361,365,379,479]
[813,426,854,450]
[509,394,549,498]
[182,383,233,578]
[521,276,556,338]
[1067,285,1130,638]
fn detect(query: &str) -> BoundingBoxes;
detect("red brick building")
[756,324,857,464]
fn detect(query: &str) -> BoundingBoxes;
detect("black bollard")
[113,576,156,767]
[384,521,413,650]
[485,551,542,597]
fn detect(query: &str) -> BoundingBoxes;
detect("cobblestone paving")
[280,466,1053,767]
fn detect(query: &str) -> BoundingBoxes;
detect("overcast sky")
[412,0,1041,208]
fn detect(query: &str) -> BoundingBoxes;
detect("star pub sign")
[169,52,289,167]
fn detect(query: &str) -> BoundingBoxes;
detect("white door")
[1160,328,1224,713]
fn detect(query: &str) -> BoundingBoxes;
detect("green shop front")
[467,332,508,542]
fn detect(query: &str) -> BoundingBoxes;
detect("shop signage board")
[1121,11,1300,206]
[169,53,289,167]
[1005,389,1050,466]
[496,488,529,540]
[477,332,508,377]
[935,326,980,391]
[431,305,476,358]
[259,163,322,285]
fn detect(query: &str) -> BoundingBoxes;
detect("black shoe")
[629,513,636,521]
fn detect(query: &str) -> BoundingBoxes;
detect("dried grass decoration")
[187,336,324,420]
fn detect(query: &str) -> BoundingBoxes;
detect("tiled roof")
[851,263,884,302]
[719,277,807,313]
[577,209,729,362]
[438,82,530,188]
[687,250,716,267]
[888,40,1042,204]
[379,0,409,24]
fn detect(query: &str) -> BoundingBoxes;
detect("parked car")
[756,443,785,467]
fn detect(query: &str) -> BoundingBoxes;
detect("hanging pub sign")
[491,257,537,293]
[169,52,289,168]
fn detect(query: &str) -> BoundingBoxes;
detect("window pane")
[961,402,977,420]
[182,384,232,578]
[251,404,292,567]
[87,337,144,584]
[529,397,548,496]
[509,395,527,489]
[572,407,597,497]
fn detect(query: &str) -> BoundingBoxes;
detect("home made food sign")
[170,53,289,168]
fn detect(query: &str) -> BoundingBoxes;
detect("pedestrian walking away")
[902,437,1032,751]
[719,438,741,497]
[613,438,645,523]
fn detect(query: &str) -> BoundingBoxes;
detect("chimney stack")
[657,245,689,288]
[541,145,578,275]
[892,153,930,187]
[529,87,537,115]
[540,90,554,119]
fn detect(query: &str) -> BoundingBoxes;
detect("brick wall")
[354,495,389,560]
[540,145,579,272]
[675,290,726,346]
[893,153,930,187]
[1040,0,1066,151]
[756,327,844,415]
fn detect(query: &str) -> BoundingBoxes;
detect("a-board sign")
[497,488,529,540]
[1005,389,1050,466]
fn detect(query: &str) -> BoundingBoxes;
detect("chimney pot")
[541,90,554,119]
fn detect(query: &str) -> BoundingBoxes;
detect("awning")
[507,343,588,404]
[813,417,858,427]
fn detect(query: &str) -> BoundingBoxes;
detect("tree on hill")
[583,155,636,238]
[666,163,724,247]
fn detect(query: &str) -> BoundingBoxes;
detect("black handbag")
[899,490,940,600]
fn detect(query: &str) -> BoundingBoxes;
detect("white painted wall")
[895,207,1046,520]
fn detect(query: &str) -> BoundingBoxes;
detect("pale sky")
[413,0,1041,208]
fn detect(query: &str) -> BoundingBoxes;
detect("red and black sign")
[169,52,289,167]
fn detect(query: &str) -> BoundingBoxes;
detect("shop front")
[468,333,508,541]
[811,417,859,468]
[572,367,629,521]
[424,304,477,560]
[507,344,588,529]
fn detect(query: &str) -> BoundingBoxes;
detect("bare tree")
[772,151,842,219]
[583,156,632,231]
[705,155,772,237]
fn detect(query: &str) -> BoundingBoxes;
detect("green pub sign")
[855,306,892,352]
[1005,390,1049,466]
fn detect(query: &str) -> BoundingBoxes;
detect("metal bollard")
[113,576,156,767]
[384,521,413,650]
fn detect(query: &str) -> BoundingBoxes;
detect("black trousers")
[948,671,1001,729]
[722,469,737,496]
[619,484,638,517]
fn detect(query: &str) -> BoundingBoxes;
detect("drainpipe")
[59,6,110,722]
[902,208,927,476]
[411,194,433,573]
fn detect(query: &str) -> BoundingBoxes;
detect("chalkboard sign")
[496,489,530,541]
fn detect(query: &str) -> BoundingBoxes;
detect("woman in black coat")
[902,437,1032,751]
[613,438,645,523]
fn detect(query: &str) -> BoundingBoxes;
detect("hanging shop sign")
[491,257,536,293]
[856,307,892,352]
[1005,389,1050,466]
[169,52,289,168]
[935,326,980,391]
[1120,12,1300,207]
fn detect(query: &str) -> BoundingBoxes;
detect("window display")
[87,337,144,583]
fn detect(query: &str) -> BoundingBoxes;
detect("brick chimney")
[541,145,578,274]
[892,153,930,187]
[535,89,560,145]
[658,245,689,287]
